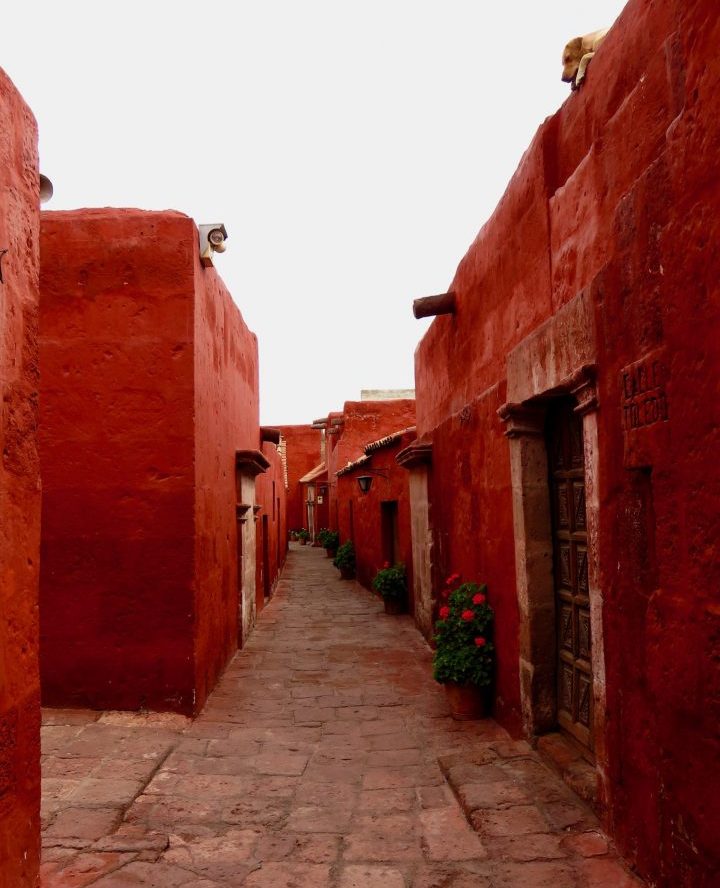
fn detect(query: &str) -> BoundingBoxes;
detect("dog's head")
[561,37,583,83]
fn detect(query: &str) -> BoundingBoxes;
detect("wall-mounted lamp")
[356,469,388,494]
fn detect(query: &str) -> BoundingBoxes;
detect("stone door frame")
[397,442,434,639]
[497,291,608,803]
[499,368,606,764]
[235,449,270,647]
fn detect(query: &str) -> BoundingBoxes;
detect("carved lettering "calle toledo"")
[621,357,669,432]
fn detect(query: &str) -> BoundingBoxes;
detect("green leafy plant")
[318,528,339,549]
[333,540,355,571]
[297,528,310,542]
[432,575,494,687]
[372,563,407,601]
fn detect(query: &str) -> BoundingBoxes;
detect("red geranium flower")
[461,609,475,621]
[439,605,450,619]
[445,572,461,585]
[474,637,487,647]
[472,593,486,605]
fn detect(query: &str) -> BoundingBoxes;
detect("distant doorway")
[236,510,244,647]
[546,400,594,753]
[262,514,270,602]
[381,500,399,566]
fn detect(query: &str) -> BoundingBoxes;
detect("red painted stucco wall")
[40,209,259,716]
[0,67,41,888]
[328,400,416,543]
[192,242,260,707]
[278,424,321,532]
[337,432,416,599]
[413,0,720,883]
[255,441,287,612]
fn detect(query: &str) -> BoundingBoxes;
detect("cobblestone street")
[41,546,644,887]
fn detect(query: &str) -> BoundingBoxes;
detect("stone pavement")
[41,545,645,887]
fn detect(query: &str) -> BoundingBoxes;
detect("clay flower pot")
[325,548,337,559]
[444,682,489,720]
[383,598,405,615]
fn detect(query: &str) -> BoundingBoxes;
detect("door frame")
[496,290,609,808]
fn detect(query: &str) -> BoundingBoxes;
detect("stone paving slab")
[41,545,645,887]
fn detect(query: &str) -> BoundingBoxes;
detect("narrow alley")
[41,547,643,888]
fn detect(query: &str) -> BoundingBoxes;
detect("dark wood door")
[547,400,594,752]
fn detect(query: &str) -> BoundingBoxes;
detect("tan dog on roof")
[561,28,609,90]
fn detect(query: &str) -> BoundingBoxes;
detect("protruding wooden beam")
[413,291,456,319]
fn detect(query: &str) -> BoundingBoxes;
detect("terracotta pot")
[444,682,489,720]
[383,598,405,615]
[325,548,337,559]
[339,566,355,580]
[299,539,307,546]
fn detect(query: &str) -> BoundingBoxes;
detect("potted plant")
[289,529,298,542]
[297,528,310,546]
[372,562,407,615]
[318,528,339,558]
[432,574,494,719]
[333,540,355,580]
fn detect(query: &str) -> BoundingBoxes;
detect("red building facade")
[39,209,265,716]
[0,67,41,888]
[255,429,288,612]
[336,428,416,595]
[278,424,322,534]
[321,399,416,591]
[409,0,720,883]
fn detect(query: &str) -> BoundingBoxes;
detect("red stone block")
[39,209,261,716]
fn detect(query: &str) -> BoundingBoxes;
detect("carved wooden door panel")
[547,400,594,752]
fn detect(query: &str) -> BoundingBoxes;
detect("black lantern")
[356,468,388,494]
[357,475,373,494]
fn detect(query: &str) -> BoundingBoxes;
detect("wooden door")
[547,400,594,752]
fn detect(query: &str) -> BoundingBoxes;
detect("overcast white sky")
[4,1,627,425]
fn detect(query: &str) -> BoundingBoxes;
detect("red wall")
[278,424,321,531]
[414,1,720,883]
[337,433,415,598]
[327,400,416,540]
[0,67,41,888]
[192,242,260,707]
[255,441,287,612]
[40,209,259,716]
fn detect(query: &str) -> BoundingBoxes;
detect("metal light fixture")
[357,475,373,494]
[356,469,388,494]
